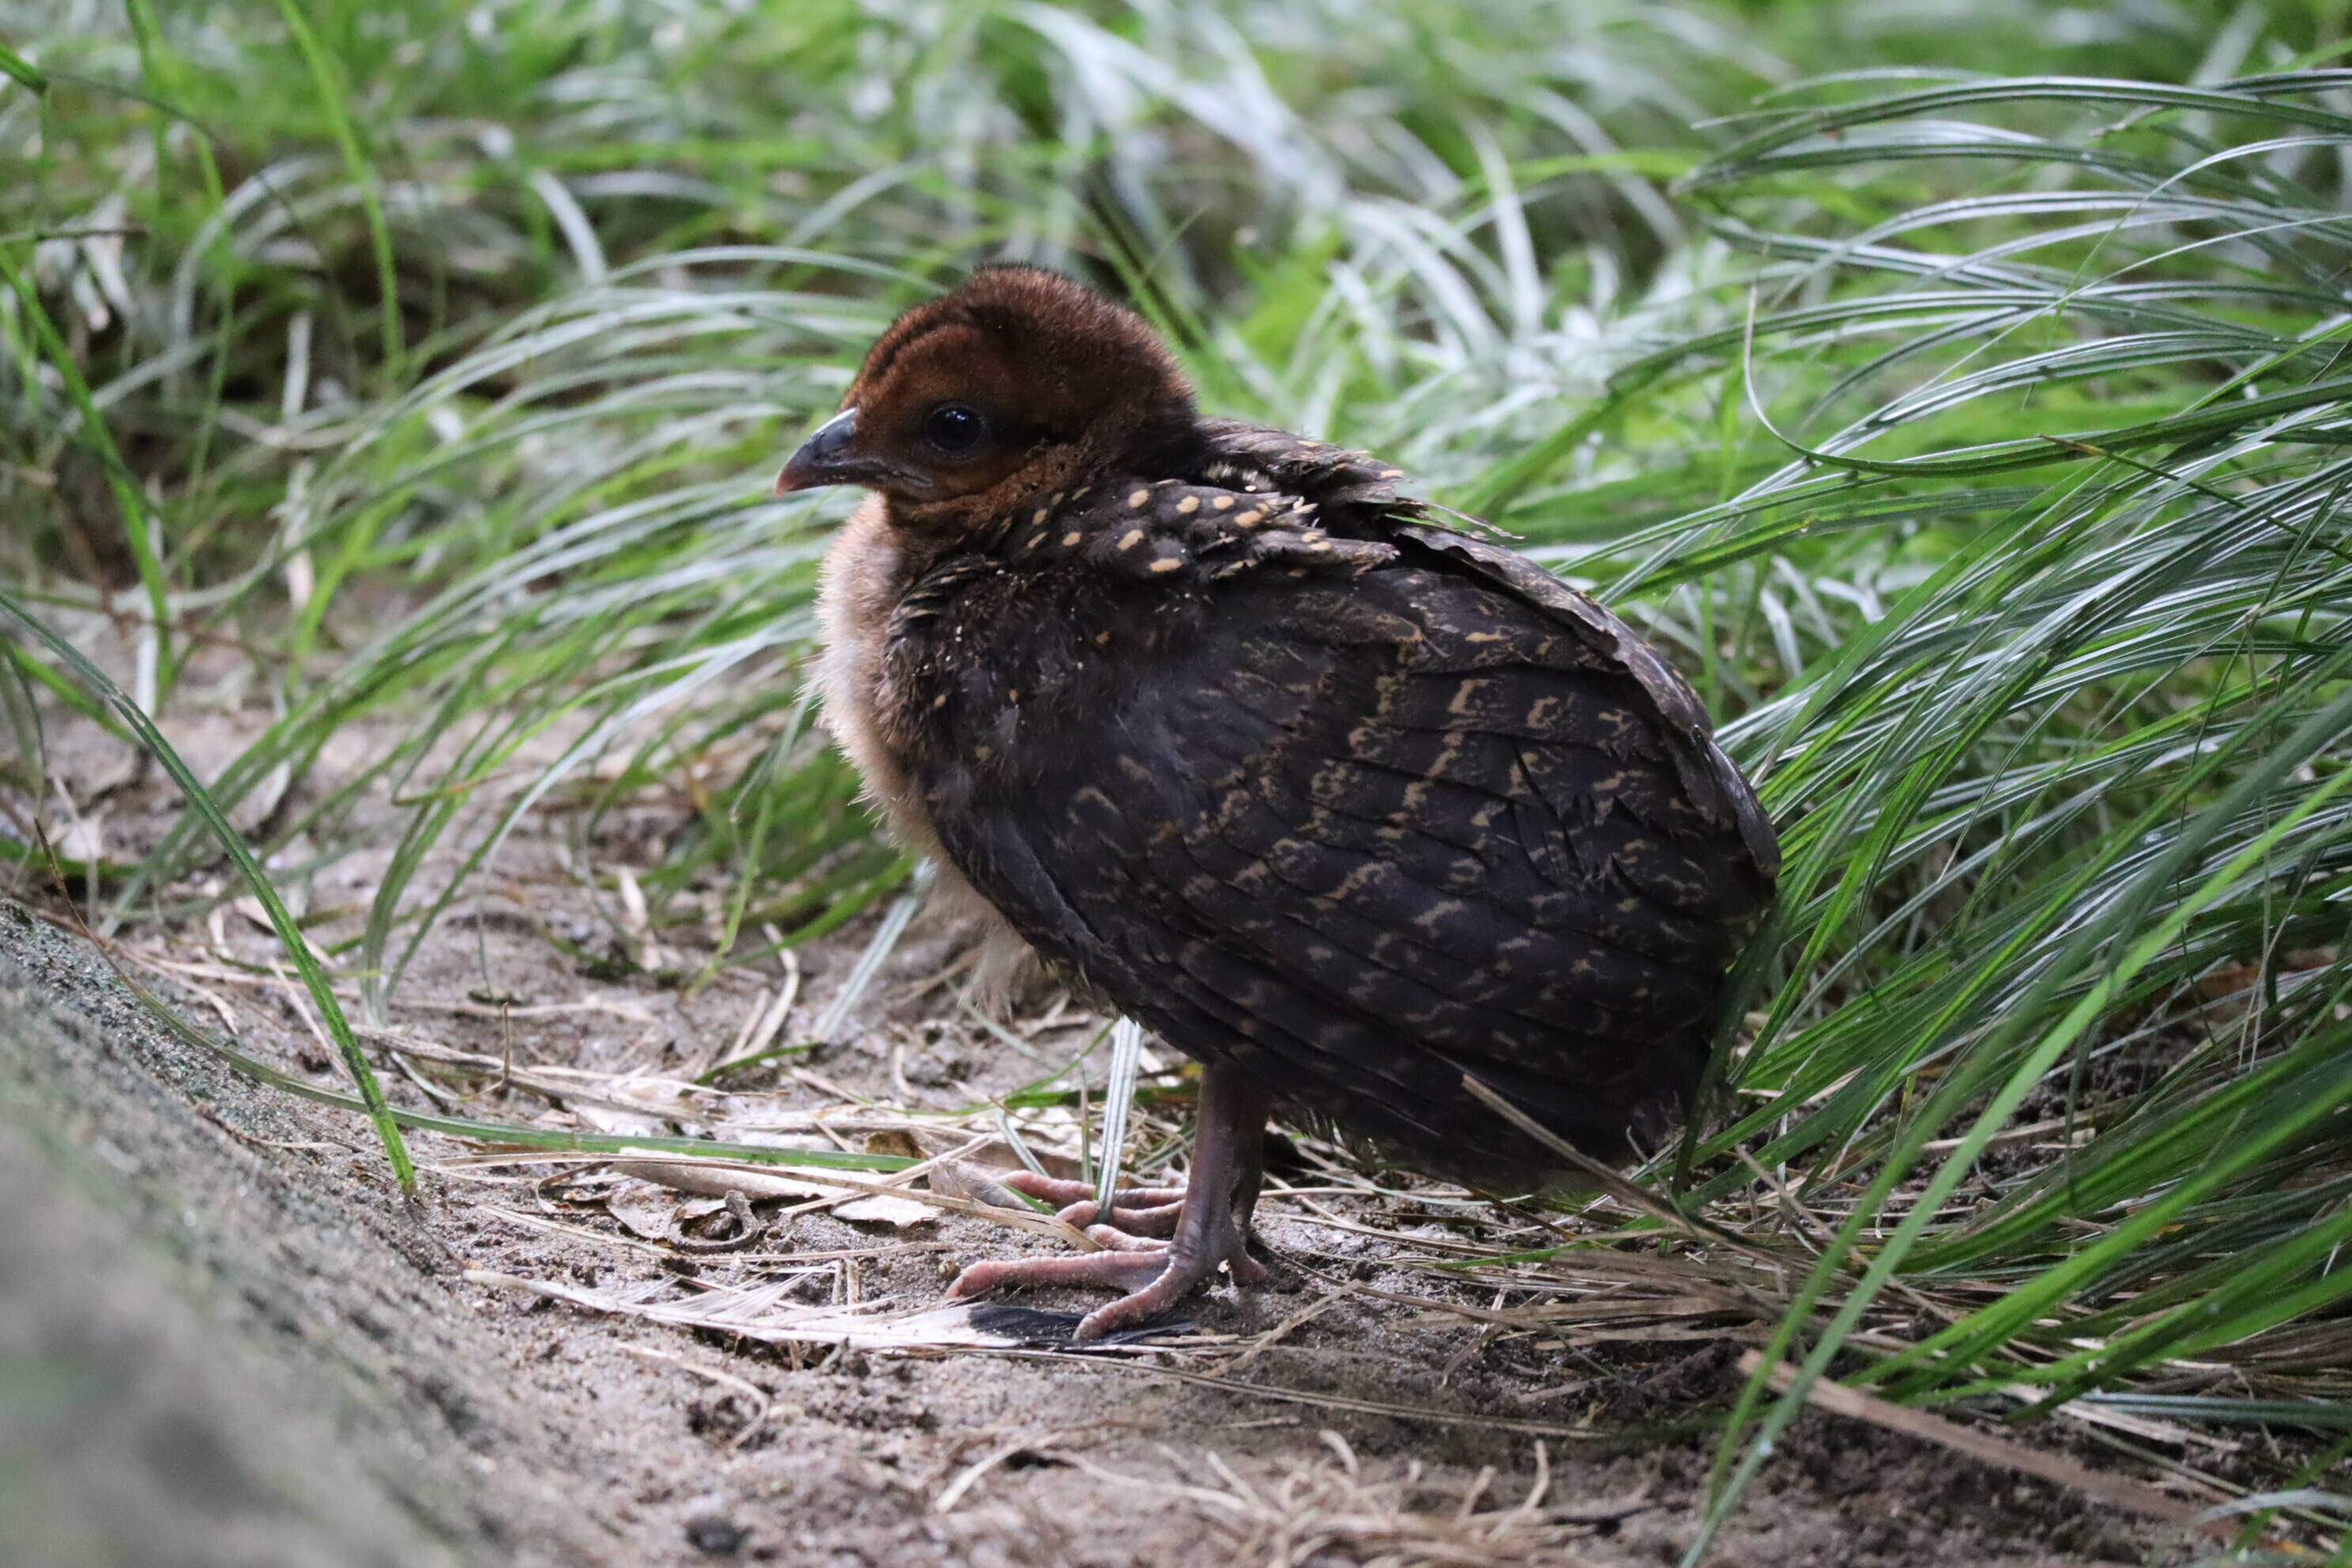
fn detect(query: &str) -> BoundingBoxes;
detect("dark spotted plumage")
[876,424,1776,1183]
[782,266,1776,1334]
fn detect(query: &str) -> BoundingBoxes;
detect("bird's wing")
[1389,523,1782,881]
[1191,419,1778,880]
[929,498,1776,1176]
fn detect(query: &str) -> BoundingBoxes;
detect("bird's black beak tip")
[775,406,859,495]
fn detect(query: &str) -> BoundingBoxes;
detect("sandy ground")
[0,631,2207,1567]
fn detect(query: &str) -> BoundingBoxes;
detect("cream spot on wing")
[1118,529,1146,550]
[1212,496,1234,511]
[1234,509,1263,526]
[1176,495,1200,514]
[1148,557,1183,574]
[1447,679,1493,717]
[1128,488,1150,508]
[1032,507,1049,525]
[1062,531,1084,548]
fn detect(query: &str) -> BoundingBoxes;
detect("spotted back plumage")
[876,422,1778,1183]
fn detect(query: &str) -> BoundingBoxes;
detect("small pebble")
[684,1514,747,1558]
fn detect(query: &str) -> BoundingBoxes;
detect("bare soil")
[0,636,2199,1568]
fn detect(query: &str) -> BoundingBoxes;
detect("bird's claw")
[948,1170,1267,1340]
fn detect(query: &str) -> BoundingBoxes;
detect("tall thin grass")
[1605,69,2352,1547]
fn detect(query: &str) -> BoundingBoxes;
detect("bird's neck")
[881,468,1069,554]
[878,418,1209,547]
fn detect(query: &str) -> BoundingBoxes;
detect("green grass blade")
[0,585,413,1189]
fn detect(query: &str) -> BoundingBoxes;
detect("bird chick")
[782,266,1778,1340]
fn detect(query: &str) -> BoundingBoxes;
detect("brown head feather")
[778,266,1199,537]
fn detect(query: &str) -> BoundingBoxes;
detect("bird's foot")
[945,1223,1267,1340]
[946,1061,1275,1341]
[945,1172,1267,1340]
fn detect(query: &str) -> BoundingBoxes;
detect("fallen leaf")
[833,1193,933,1228]
[575,1103,669,1138]
[605,1178,684,1242]
[930,1160,1030,1212]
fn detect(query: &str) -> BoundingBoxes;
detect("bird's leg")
[946,1061,1272,1340]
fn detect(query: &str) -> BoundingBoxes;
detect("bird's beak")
[775,407,863,494]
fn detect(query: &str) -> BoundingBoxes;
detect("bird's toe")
[1054,1197,1186,1235]
[1003,1171,1187,1208]
[944,1249,1168,1302]
[1072,1250,1249,1340]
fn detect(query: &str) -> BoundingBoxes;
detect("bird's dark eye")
[921,402,988,455]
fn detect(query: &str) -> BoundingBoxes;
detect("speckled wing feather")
[891,429,1778,1183]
